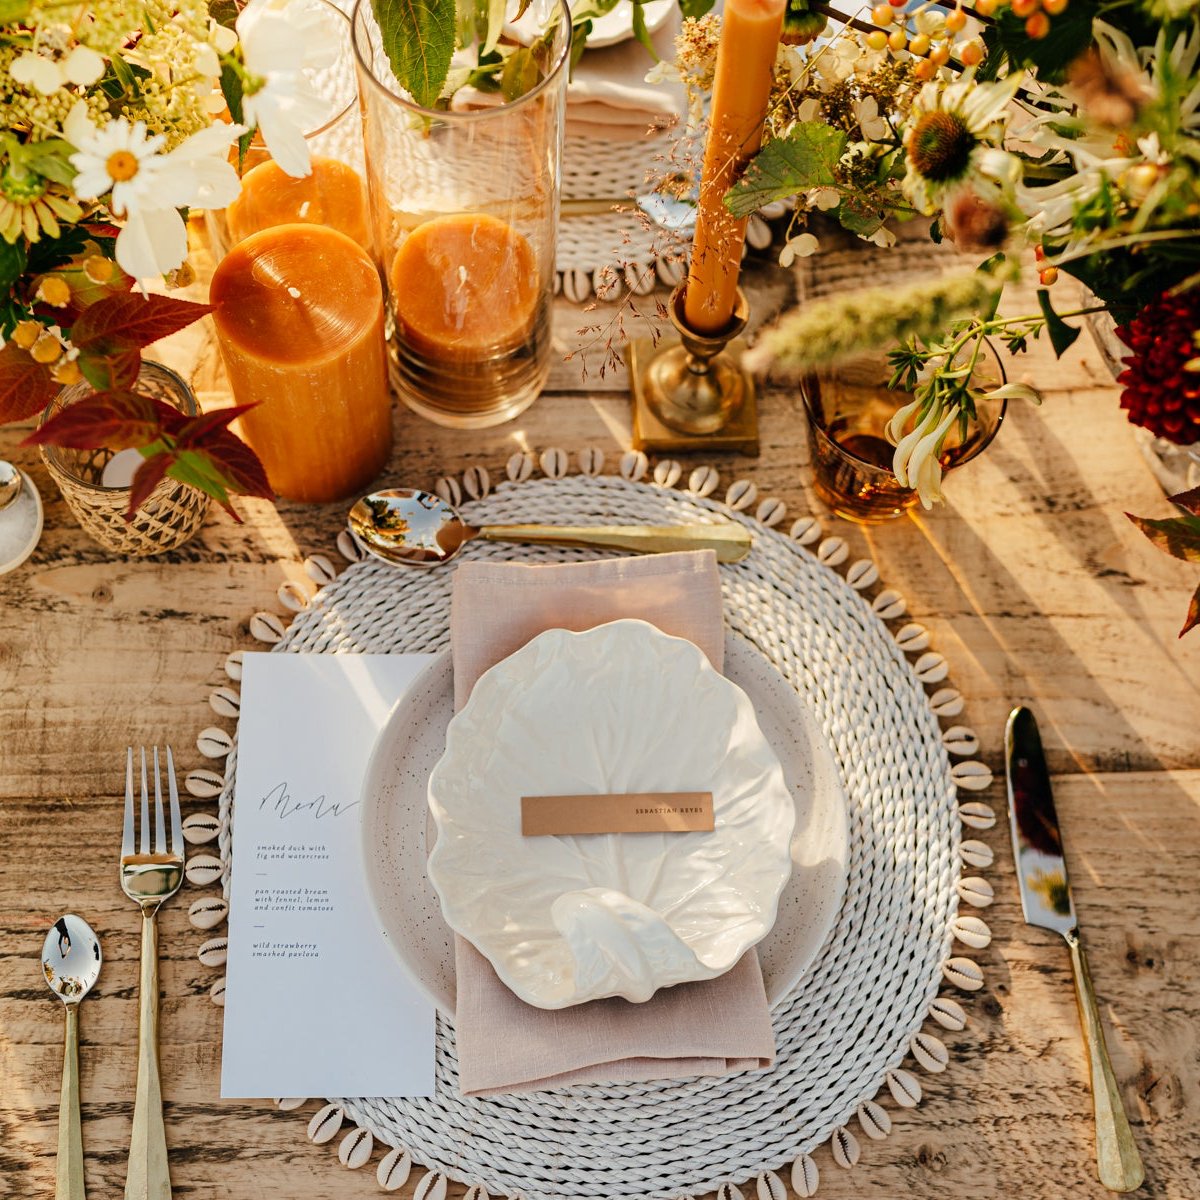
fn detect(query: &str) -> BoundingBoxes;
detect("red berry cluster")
[1116,289,1200,445]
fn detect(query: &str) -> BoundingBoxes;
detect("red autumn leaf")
[173,403,259,450]
[83,221,123,239]
[70,293,213,354]
[126,450,174,520]
[1183,584,1200,638]
[78,347,140,392]
[0,344,58,424]
[201,428,274,498]
[22,390,180,450]
[1171,486,1200,517]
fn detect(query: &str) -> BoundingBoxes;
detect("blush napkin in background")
[448,551,776,1096]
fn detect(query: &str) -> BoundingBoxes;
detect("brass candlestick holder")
[629,284,758,455]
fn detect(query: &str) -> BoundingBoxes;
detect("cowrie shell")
[791,1154,819,1197]
[463,1187,490,1200]
[540,447,569,479]
[209,686,240,719]
[307,1103,343,1145]
[208,976,226,1006]
[858,1099,892,1140]
[196,727,233,759]
[562,268,591,304]
[817,536,849,567]
[953,761,994,791]
[304,555,337,586]
[957,875,995,908]
[958,801,996,830]
[188,896,228,930]
[929,687,964,717]
[758,200,789,220]
[185,854,222,887]
[592,265,620,301]
[911,1030,949,1073]
[434,476,462,507]
[277,580,310,612]
[725,479,757,511]
[846,559,878,590]
[463,465,491,499]
[414,1170,448,1200]
[506,451,535,483]
[224,651,244,681]
[688,465,720,497]
[656,255,686,287]
[914,651,949,683]
[625,261,656,295]
[961,839,994,869]
[790,516,821,545]
[887,1067,923,1107]
[337,529,366,562]
[872,589,907,619]
[831,1125,860,1168]
[339,1127,373,1169]
[248,612,285,644]
[953,915,993,949]
[895,623,930,652]
[577,448,604,477]
[183,812,221,845]
[275,1096,306,1111]
[185,768,224,798]
[944,957,985,991]
[197,936,228,967]
[619,450,648,481]
[755,1171,785,1200]
[746,213,772,250]
[756,497,786,527]
[929,996,967,1031]
[943,725,980,756]
[716,1183,744,1200]
[377,1148,412,1192]
[653,459,682,488]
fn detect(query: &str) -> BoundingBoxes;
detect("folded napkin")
[450,14,684,144]
[448,551,777,1096]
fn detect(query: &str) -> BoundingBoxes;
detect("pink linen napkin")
[448,551,777,1096]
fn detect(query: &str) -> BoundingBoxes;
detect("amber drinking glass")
[801,344,1007,523]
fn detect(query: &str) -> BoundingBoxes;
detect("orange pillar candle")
[209,223,392,503]
[224,155,370,248]
[684,0,786,335]
[389,213,540,362]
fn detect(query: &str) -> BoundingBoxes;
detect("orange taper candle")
[683,0,786,335]
[209,223,391,503]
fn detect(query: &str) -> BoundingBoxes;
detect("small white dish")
[427,621,796,1008]
[507,0,674,49]
[361,632,850,1016]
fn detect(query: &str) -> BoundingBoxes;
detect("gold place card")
[521,792,715,836]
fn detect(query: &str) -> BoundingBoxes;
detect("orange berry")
[1025,11,1051,37]
[31,332,62,364]
[945,6,967,31]
[1039,266,1059,286]
[1034,244,1046,261]
[908,31,931,55]
[888,27,908,49]
[929,42,951,65]
[889,0,908,6]
[1043,0,1068,11]
[1011,0,1038,15]
[871,3,894,23]
[12,320,42,350]
[867,28,889,49]
[959,38,984,65]
[974,0,996,13]
[914,57,938,79]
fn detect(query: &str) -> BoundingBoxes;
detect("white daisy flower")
[66,103,245,282]
[901,73,1022,215]
[236,0,339,177]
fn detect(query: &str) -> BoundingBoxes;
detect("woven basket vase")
[40,361,211,556]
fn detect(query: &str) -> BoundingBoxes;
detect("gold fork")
[120,747,183,1200]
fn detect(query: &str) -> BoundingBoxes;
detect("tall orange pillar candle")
[684,0,786,335]
[209,224,392,503]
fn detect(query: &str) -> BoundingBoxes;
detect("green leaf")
[501,46,540,101]
[482,0,506,55]
[631,1,658,60]
[1036,287,1080,358]
[0,0,32,21]
[725,123,848,219]
[980,7,1093,84]
[0,240,26,297]
[208,0,239,27]
[371,0,456,109]
[678,0,714,17]
[1128,512,1200,564]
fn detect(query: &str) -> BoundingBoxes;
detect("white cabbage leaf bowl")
[426,619,795,1008]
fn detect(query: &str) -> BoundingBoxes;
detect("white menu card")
[221,652,437,1098]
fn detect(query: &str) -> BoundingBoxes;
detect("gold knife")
[1005,706,1145,1193]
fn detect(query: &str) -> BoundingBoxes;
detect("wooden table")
[2,262,1198,1200]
